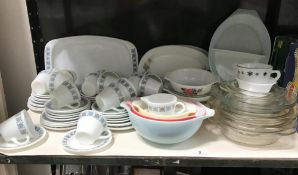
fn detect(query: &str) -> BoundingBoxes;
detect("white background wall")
[0,0,51,174]
[0,0,37,116]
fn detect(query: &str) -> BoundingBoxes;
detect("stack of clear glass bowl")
[209,80,297,146]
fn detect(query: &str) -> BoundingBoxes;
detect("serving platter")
[138,45,208,77]
[44,35,138,85]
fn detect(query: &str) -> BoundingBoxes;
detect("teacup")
[31,70,52,95]
[128,75,142,96]
[48,70,76,92]
[141,93,186,115]
[81,70,106,97]
[75,110,111,145]
[236,63,281,83]
[117,78,137,100]
[97,71,120,92]
[0,110,37,145]
[50,80,81,109]
[139,74,163,96]
[95,83,125,111]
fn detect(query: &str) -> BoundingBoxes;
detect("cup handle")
[9,135,30,146]
[97,129,112,140]
[270,71,281,81]
[174,102,186,114]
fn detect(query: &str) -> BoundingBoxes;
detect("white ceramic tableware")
[44,36,138,85]
[50,80,81,109]
[95,83,124,111]
[0,110,37,145]
[31,70,52,95]
[48,70,76,92]
[236,78,276,94]
[128,75,142,96]
[141,93,186,115]
[139,74,163,96]
[45,97,90,114]
[164,68,218,96]
[0,125,47,152]
[138,45,208,77]
[75,110,111,145]
[81,73,99,97]
[97,71,120,92]
[117,78,137,100]
[236,63,281,83]
[62,129,113,154]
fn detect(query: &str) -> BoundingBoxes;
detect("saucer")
[0,126,47,151]
[62,129,113,154]
[27,102,44,112]
[108,125,134,131]
[45,97,90,114]
[108,122,132,127]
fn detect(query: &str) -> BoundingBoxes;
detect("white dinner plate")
[62,129,113,154]
[107,118,130,123]
[208,9,271,81]
[42,124,77,131]
[27,103,44,113]
[138,45,208,77]
[107,122,132,127]
[0,126,47,151]
[108,125,134,131]
[44,35,138,85]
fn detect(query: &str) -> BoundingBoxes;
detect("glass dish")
[219,122,282,146]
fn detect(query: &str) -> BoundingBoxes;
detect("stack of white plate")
[80,90,96,103]
[27,93,50,112]
[91,103,133,131]
[40,97,91,131]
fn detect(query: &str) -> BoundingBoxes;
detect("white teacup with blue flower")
[75,110,111,145]
[0,110,37,145]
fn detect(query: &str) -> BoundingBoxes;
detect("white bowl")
[121,102,213,144]
[165,68,218,96]
[236,78,276,93]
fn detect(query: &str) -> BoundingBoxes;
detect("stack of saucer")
[80,90,96,103]
[91,103,133,131]
[40,98,91,131]
[27,93,50,112]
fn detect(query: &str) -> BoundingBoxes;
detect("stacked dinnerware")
[28,69,77,112]
[91,103,133,131]
[121,93,215,144]
[210,80,297,146]
[41,97,91,131]
[163,68,218,103]
[27,93,50,112]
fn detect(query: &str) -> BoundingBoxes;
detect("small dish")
[236,78,276,94]
[62,129,113,154]
[0,126,47,151]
